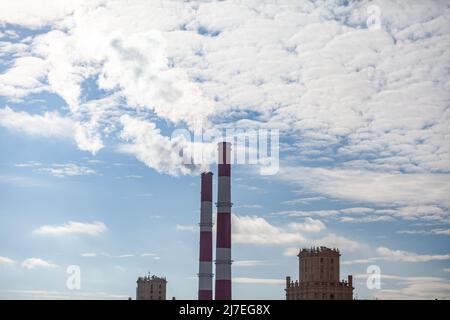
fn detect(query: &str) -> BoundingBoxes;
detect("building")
[285,246,353,300]
[136,274,167,300]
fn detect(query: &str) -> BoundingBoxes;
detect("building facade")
[285,246,353,300]
[136,275,167,300]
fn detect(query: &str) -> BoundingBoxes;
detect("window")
[330,294,335,300]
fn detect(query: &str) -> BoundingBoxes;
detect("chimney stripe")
[198,172,213,300]
[215,142,232,300]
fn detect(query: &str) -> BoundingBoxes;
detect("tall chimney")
[198,172,213,300]
[215,142,232,300]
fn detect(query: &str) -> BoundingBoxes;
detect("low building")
[285,246,353,300]
[136,274,167,300]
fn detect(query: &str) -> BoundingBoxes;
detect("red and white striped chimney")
[215,142,232,300]
[198,172,213,300]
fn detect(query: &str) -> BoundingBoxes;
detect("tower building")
[285,246,353,300]
[136,274,167,300]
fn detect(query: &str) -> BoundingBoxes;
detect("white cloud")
[21,258,58,269]
[0,57,48,98]
[118,115,207,176]
[0,0,448,300]
[37,163,97,178]
[288,218,326,233]
[234,204,263,209]
[0,175,48,188]
[124,175,142,179]
[0,107,75,138]
[277,167,450,224]
[236,184,267,193]
[273,207,396,223]
[356,273,450,300]
[175,224,196,232]
[397,228,450,236]
[282,197,325,205]
[14,161,42,168]
[282,247,300,257]
[273,209,340,218]
[0,40,27,56]
[232,214,306,245]
[233,260,270,267]
[344,247,450,265]
[376,247,450,263]
[83,252,158,259]
[85,159,102,164]
[339,207,375,214]
[14,161,99,178]
[278,167,450,208]
[0,0,448,179]
[341,258,374,265]
[375,281,450,300]
[232,214,360,252]
[316,234,362,252]
[102,253,134,258]
[81,252,97,257]
[33,221,107,236]
[100,32,214,128]
[136,193,153,197]
[282,234,361,256]
[392,206,450,222]
[0,0,80,27]
[113,265,126,273]
[339,215,394,223]
[0,256,16,266]
[8,289,129,300]
[74,122,104,154]
[141,253,157,257]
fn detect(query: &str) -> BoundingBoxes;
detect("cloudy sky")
[1,0,449,300]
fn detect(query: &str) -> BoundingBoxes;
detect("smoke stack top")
[218,141,232,165]
[200,172,213,201]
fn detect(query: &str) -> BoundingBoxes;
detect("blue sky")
[1,0,450,300]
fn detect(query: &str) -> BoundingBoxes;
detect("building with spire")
[136,274,167,300]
